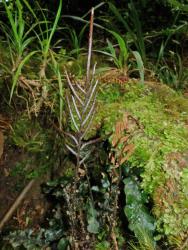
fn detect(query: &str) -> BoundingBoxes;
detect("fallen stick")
[0,179,36,232]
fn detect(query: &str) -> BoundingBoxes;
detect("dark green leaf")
[123,177,156,238]
[57,238,69,250]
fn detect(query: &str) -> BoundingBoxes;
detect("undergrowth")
[0,0,188,249]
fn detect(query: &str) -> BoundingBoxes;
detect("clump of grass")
[1,0,37,102]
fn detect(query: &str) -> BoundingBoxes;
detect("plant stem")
[86,7,94,88]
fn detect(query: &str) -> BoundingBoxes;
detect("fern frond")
[65,8,98,171]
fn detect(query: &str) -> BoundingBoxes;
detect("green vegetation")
[95,82,188,247]
[0,0,188,249]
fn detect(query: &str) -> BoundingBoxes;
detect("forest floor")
[0,139,47,233]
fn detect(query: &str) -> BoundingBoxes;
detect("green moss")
[11,115,58,179]
[92,81,188,246]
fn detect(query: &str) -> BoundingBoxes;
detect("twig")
[0,179,36,232]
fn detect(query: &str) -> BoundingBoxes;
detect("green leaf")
[95,241,110,250]
[45,0,62,55]
[132,51,144,84]
[91,186,100,192]
[110,31,128,62]
[101,178,110,188]
[87,217,100,234]
[106,30,129,69]
[57,238,69,250]
[87,201,100,234]
[167,0,188,12]
[107,39,116,58]
[123,177,156,238]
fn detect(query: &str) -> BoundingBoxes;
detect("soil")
[0,121,48,233]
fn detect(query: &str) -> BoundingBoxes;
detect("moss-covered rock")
[92,81,188,247]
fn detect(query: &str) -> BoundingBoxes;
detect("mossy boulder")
[92,81,188,247]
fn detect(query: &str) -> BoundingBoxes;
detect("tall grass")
[108,1,146,63]
[1,0,63,105]
[1,0,37,102]
[65,26,86,59]
[95,31,145,84]
[25,0,63,79]
[157,52,187,89]
[20,0,63,113]
[2,0,34,65]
